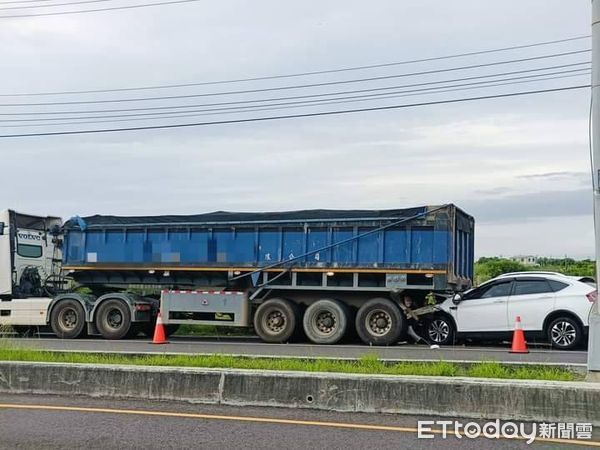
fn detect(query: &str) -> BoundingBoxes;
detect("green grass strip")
[0,340,579,382]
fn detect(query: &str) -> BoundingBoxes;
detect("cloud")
[517,171,590,180]
[462,189,592,223]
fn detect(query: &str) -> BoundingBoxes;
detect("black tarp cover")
[65,205,444,229]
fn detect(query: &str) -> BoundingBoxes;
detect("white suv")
[426,272,597,349]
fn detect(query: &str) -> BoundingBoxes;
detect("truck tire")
[355,298,406,346]
[253,298,299,343]
[95,299,132,340]
[50,299,86,339]
[303,299,349,344]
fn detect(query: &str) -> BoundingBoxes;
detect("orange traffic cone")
[509,316,528,353]
[152,312,168,344]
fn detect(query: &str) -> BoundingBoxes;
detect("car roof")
[496,271,595,281]
[491,272,595,286]
[496,271,567,278]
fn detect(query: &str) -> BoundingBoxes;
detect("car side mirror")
[0,222,4,235]
[452,293,463,305]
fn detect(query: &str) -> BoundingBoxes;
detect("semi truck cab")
[0,209,157,336]
[0,209,62,326]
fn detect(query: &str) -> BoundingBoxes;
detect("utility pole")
[588,0,600,377]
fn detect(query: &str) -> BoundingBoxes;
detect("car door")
[451,279,513,332]
[507,278,556,331]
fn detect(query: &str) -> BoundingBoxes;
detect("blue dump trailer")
[0,204,473,345]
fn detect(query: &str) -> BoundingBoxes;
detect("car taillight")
[587,290,598,303]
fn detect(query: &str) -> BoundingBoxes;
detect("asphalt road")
[10,335,589,365]
[0,393,596,449]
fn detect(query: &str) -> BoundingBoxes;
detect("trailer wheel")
[253,298,299,343]
[50,299,86,339]
[355,298,406,346]
[303,299,349,344]
[95,299,131,340]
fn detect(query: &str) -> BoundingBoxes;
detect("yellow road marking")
[0,403,598,447]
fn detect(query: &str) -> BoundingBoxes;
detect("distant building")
[511,255,540,266]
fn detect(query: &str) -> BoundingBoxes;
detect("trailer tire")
[50,299,86,339]
[303,299,349,344]
[355,298,406,346]
[253,298,299,343]
[95,299,132,340]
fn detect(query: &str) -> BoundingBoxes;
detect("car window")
[513,279,553,296]
[463,281,511,300]
[479,282,512,299]
[548,280,568,292]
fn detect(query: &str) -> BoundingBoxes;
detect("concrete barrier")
[1,361,599,424]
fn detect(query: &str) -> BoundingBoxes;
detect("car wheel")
[426,315,455,346]
[547,316,582,350]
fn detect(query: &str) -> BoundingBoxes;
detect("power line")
[0,85,588,138]
[0,0,63,4]
[0,35,591,97]
[1,62,589,117]
[2,73,590,128]
[0,0,113,10]
[1,69,589,124]
[0,0,201,17]
[0,49,590,107]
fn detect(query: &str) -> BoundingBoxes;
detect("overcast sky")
[0,0,594,258]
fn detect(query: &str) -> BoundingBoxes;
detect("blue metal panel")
[85,230,107,262]
[123,230,144,262]
[306,228,328,264]
[282,228,303,261]
[383,229,410,263]
[432,230,449,264]
[212,228,255,264]
[332,228,354,265]
[410,227,434,264]
[258,228,280,264]
[66,230,85,263]
[143,229,162,263]
[231,230,255,263]
[357,228,379,264]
